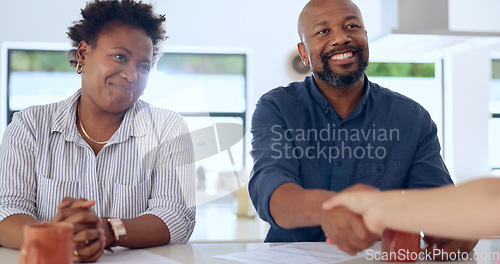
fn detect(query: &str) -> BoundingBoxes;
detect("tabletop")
[2,239,500,264]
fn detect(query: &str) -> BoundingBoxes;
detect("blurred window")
[6,47,247,206]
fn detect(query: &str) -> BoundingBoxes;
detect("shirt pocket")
[355,161,402,190]
[37,175,79,221]
[111,177,152,218]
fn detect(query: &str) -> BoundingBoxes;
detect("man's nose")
[329,29,352,46]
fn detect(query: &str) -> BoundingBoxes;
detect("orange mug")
[381,229,421,262]
[19,222,73,264]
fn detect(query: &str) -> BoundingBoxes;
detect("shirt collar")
[309,74,371,119]
[347,75,371,120]
[51,90,80,142]
[308,75,332,114]
[51,89,148,143]
[113,100,149,142]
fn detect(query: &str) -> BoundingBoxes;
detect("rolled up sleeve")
[140,117,196,244]
[0,113,38,223]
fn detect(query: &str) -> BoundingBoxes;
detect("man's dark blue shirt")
[249,75,453,242]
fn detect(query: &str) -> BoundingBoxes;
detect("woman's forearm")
[0,214,40,249]
[378,178,500,239]
[103,214,171,249]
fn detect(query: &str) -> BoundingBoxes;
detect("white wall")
[449,0,500,33]
[443,40,500,183]
[0,0,88,138]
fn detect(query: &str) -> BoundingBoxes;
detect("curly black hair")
[67,0,167,67]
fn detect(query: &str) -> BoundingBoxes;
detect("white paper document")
[214,242,367,264]
[93,247,181,264]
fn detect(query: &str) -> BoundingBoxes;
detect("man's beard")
[315,46,368,88]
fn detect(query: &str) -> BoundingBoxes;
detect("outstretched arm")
[271,182,379,255]
[322,177,500,240]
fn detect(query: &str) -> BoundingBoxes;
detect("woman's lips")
[111,83,135,95]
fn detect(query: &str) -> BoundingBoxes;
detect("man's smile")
[329,51,353,61]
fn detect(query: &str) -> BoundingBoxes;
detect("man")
[248,0,477,258]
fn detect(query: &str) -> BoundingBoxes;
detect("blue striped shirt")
[0,90,196,244]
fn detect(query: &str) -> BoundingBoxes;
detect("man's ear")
[76,41,90,65]
[297,42,310,67]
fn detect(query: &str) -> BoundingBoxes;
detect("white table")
[189,204,269,243]
[2,239,500,264]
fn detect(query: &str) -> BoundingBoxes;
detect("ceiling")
[367,0,500,63]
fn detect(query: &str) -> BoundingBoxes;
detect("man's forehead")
[298,0,362,35]
[310,14,361,28]
[304,1,361,23]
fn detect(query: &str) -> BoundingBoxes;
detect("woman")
[0,0,195,262]
[322,177,500,240]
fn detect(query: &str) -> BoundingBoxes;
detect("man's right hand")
[320,184,380,255]
[320,205,379,255]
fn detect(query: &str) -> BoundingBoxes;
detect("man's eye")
[316,29,329,35]
[346,24,360,29]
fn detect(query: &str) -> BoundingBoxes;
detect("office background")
[1,0,500,242]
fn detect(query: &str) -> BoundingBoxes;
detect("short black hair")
[67,0,167,67]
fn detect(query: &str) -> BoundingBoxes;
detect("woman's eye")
[139,65,151,72]
[113,54,127,62]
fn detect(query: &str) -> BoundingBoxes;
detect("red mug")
[381,229,421,262]
[19,222,73,264]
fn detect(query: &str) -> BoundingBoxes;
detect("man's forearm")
[269,182,336,229]
[0,214,40,249]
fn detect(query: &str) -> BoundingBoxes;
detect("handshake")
[319,184,477,260]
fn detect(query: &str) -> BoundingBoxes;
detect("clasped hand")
[321,186,478,259]
[320,184,380,255]
[51,197,106,263]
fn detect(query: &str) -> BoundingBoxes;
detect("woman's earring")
[76,63,83,74]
